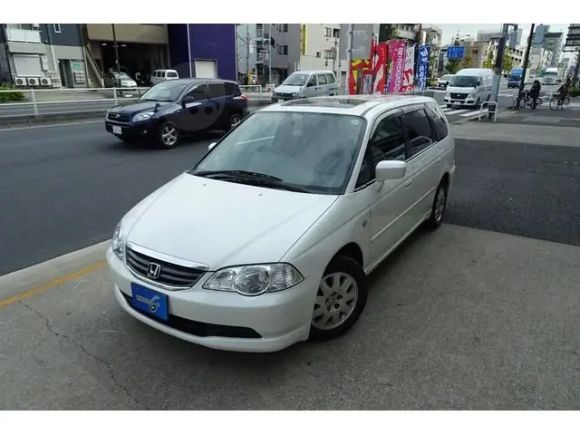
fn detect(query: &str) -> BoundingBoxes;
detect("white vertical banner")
[401,45,415,92]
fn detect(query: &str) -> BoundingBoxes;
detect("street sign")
[447,46,464,60]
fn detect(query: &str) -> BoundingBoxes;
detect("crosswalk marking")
[460,110,481,117]
[443,109,469,115]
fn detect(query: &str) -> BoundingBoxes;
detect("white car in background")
[151,69,180,85]
[107,95,456,352]
[272,70,339,102]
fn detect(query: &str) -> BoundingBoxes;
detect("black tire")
[226,112,243,131]
[424,178,448,230]
[158,122,180,149]
[309,256,368,341]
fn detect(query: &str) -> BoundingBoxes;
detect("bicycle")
[549,93,570,110]
[512,91,542,110]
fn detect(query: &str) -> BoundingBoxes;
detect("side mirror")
[375,160,406,182]
[208,142,217,151]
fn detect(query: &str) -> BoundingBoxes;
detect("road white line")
[0,119,102,132]
[460,110,481,117]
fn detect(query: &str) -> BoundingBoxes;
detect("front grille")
[451,92,468,99]
[108,112,131,122]
[122,293,262,339]
[126,247,205,288]
[276,92,292,98]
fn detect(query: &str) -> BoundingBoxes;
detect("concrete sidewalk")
[1,224,580,409]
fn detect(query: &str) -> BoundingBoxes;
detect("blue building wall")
[167,24,236,81]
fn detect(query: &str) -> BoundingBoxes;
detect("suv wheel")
[227,113,242,130]
[159,122,180,149]
[309,256,368,341]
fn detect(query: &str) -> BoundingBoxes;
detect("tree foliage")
[445,59,462,74]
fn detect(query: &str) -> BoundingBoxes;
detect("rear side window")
[167,71,178,78]
[403,109,434,158]
[317,74,328,85]
[208,83,227,99]
[224,83,241,96]
[425,103,448,141]
[326,73,335,84]
[356,114,406,187]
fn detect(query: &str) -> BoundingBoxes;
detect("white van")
[272,70,340,102]
[444,68,494,107]
[151,69,180,85]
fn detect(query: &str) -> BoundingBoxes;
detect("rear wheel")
[309,256,368,341]
[158,122,180,149]
[425,178,448,230]
[549,97,559,111]
[227,112,242,131]
[562,96,570,110]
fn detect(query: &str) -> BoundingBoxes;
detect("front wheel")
[158,122,180,149]
[549,97,559,111]
[309,256,368,341]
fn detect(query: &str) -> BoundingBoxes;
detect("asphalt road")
[1,119,579,276]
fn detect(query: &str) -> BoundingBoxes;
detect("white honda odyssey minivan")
[107,95,456,352]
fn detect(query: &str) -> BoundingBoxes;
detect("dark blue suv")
[105,78,248,148]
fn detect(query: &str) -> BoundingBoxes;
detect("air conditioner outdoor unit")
[39,77,53,87]
[27,77,40,87]
[14,77,27,87]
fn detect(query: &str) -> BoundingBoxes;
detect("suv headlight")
[112,223,125,259]
[133,111,154,122]
[203,263,303,296]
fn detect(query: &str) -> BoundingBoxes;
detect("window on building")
[277,45,288,55]
[282,24,288,32]
[333,28,340,38]
[316,52,321,58]
[324,27,332,37]
[53,24,61,33]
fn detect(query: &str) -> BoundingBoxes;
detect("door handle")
[405,181,412,188]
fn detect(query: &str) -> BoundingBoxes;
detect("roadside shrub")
[569,86,579,98]
[0,84,25,103]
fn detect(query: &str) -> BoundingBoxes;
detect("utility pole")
[246,25,250,84]
[111,24,120,73]
[346,24,353,94]
[516,23,535,109]
[268,23,272,85]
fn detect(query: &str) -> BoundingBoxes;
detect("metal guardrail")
[0,86,273,119]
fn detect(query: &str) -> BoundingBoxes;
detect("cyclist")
[529,80,542,109]
[556,80,570,102]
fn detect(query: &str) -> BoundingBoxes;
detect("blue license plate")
[131,283,169,322]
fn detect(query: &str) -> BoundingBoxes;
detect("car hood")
[110,101,172,114]
[125,173,338,270]
[275,84,304,93]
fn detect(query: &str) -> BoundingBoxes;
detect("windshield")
[544,71,558,76]
[449,75,479,87]
[282,74,309,86]
[140,81,189,102]
[191,112,367,194]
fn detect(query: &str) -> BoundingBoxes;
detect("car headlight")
[112,223,125,259]
[133,111,154,122]
[203,263,303,296]
[291,92,298,97]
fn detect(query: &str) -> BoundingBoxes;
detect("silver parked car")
[272,70,340,102]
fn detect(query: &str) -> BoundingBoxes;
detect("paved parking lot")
[1,223,579,409]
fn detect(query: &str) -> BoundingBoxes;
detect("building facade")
[543,32,563,67]
[168,24,236,82]
[0,23,88,87]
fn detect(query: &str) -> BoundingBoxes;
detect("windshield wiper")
[194,170,282,182]
[193,170,309,192]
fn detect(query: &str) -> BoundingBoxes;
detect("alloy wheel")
[161,124,178,146]
[434,185,447,224]
[312,272,359,330]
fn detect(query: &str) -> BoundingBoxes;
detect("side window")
[224,83,236,96]
[326,73,335,84]
[167,71,178,78]
[208,83,227,99]
[307,75,317,87]
[187,84,207,101]
[317,74,327,85]
[403,109,435,158]
[424,103,448,141]
[356,115,406,188]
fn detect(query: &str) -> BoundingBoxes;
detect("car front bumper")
[105,120,156,140]
[107,248,314,352]
[444,96,478,106]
